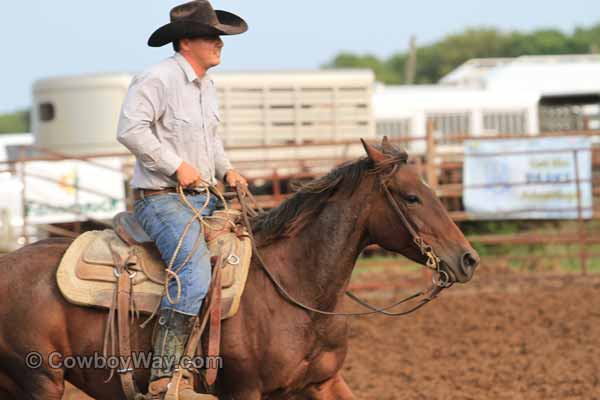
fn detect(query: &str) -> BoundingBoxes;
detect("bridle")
[236,166,454,318]
[379,180,453,288]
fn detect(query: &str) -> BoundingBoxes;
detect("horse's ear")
[361,138,385,164]
[382,135,409,160]
[381,136,394,153]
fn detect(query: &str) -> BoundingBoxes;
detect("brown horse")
[0,139,478,400]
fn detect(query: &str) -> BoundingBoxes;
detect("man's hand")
[225,169,248,188]
[176,161,201,188]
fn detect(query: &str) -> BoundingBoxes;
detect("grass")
[495,243,600,273]
[461,219,600,273]
[354,244,600,275]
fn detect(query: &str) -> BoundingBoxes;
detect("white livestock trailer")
[374,55,600,150]
[31,69,375,159]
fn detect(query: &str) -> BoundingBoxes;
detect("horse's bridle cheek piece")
[378,179,452,288]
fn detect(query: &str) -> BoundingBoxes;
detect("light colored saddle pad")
[57,228,252,320]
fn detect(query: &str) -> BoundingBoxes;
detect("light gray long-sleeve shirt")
[117,52,232,189]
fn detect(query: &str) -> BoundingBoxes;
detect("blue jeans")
[134,192,217,316]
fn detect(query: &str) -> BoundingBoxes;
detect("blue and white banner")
[463,136,593,220]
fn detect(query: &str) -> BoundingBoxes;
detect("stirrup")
[140,377,170,400]
[164,370,218,400]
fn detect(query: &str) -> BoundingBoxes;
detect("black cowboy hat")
[148,0,248,47]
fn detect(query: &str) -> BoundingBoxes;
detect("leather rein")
[235,173,453,318]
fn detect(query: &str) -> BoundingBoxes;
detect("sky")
[1,0,599,112]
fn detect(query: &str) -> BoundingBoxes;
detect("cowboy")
[116,1,248,398]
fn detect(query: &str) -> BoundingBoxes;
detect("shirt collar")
[174,52,199,83]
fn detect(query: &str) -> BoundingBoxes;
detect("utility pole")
[405,35,417,84]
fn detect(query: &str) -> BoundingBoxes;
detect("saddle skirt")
[56,210,252,320]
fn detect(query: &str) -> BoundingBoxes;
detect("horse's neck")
[277,190,371,311]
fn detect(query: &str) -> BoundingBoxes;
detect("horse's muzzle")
[459,251,479,281]
[438,250,478,284]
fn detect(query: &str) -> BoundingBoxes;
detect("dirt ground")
[63,265,600,400]
[343,265,600,400]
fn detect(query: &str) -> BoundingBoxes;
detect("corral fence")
[230,127,600,275]
[1,129,599,274]
[422,127,600,276]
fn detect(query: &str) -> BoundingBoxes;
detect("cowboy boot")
[145,309,217,400]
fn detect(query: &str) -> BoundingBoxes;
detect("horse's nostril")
[461,252,479,271]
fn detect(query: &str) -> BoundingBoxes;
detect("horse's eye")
[405,194,420,205]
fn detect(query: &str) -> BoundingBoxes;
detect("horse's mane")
[251,144,407,244]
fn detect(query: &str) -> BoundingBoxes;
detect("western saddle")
[56,209,253,399]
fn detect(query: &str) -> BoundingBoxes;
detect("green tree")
[324,22,600,84]
[324,52,403,84]
[0,110,30,134]
[571,24,600,53]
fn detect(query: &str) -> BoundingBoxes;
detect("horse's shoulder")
[12,238,74,261]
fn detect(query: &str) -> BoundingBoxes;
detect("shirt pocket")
[162,94,197,141]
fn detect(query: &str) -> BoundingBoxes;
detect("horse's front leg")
[302,373,355,400]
